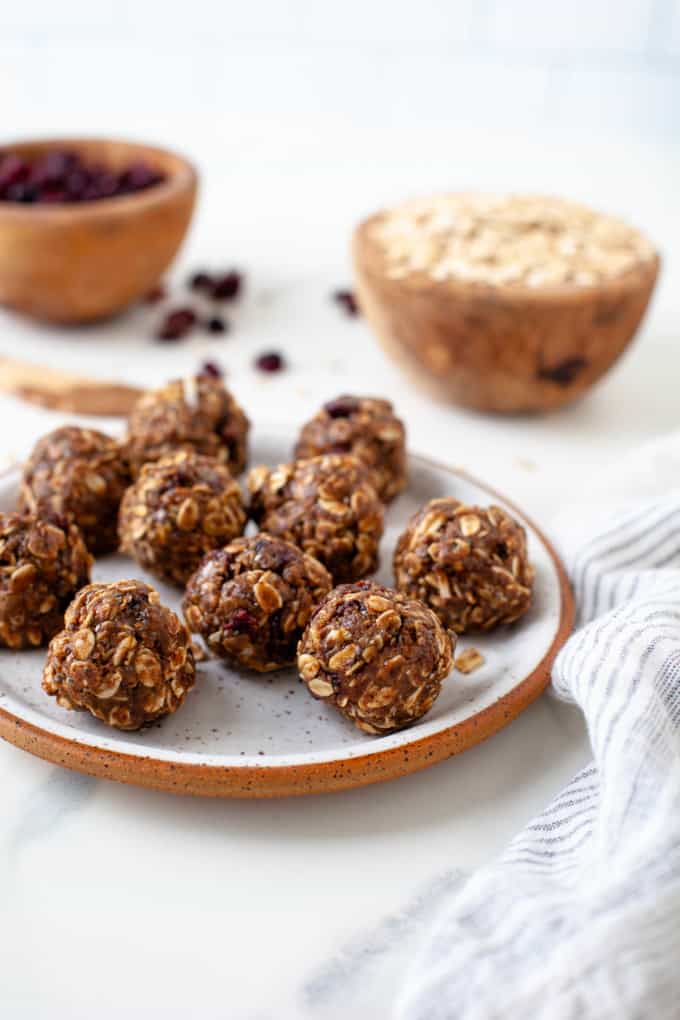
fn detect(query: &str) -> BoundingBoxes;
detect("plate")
[0,434,573,797]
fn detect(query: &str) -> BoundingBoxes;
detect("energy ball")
[18,426,131,555]
[294,395,407,502]
[394,497,534,634]
[297,581,453,735]
[184,534,332,672]
[42,580,195,731]
[125,375,250,477]
[0,512,91,649]
[119,449,246,587]
[247,454,384,583]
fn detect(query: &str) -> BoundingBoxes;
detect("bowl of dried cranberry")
[0,138,197,324]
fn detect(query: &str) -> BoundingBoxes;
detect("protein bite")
[125,374,250,477]
[184,534,332,672]
[118,449,246,587]
[294,395,407,502]
[394,497,534,634]
[0,512,91,649]
[298,581,453,735]
[18,426,131,555]
[42,579,195,730]
[247,454,384,583]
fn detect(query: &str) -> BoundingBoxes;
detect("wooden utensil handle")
[0,356,142,416]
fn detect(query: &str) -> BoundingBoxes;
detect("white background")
[0,3,678,1018]
[2,0,679,141]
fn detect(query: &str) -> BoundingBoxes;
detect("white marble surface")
[0,124,678,1018]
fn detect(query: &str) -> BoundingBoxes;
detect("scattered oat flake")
[454,648,485,674]
[191,641,208,662]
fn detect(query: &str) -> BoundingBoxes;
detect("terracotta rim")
[0,456,575,798]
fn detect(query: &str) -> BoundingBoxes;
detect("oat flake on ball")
[297,581,454,735]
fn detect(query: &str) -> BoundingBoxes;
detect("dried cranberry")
[5,182,36,203]
[144,284,166,304]
[212,271,242,301]
[0,154,29,194]
[333,289,359,316]
[40,187,68,204]
[199,360,222,379]
[119,162,162,193]
[189,271,214,292]
[157,307,197,341]
[324,396,360,418]
[40,149,77,181]
[0,148,165,204]
[206,316,227,334]
[225,608,258,634]
[254,351,285,373]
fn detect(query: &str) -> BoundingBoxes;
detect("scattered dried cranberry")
[212,271,242,301]
[324,396,360,418]
[199,361,222,379]
[206,316,227,334]
[157,307,196,341]
[254,351,285,374]
[144,284,166,304]
[0,148,165,204]
[332,289,359,316]
[0,154,28,192]
[189,271,214,292]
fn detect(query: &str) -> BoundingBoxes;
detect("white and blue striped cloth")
[395,438,680,1019]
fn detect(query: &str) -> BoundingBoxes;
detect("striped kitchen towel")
[395,434,680,1020]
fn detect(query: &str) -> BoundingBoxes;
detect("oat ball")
[294,395,407,502]
[297,581,453,735]
[394,497,534,634]
[42,580,195,731]
[125,375,250,477]
[119,449,246,587]
[0,513,91,649]
[184,534,332,672]
[18,426,131,555]
[247,454,384,583]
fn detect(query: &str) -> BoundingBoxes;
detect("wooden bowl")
[0,138,198,324]
[353,201,660,414]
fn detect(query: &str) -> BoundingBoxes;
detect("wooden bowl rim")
[0,136,198,221]
[355,209,661,305]
[0,454,575,798]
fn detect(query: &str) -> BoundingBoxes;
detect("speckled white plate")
[0,433,573,797]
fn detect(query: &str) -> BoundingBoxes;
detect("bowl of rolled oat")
[353,193,660,413]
